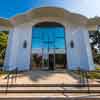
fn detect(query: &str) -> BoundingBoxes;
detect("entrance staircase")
[0,84,100,100]
[0,70,100,99]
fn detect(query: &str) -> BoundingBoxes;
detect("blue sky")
[0,0,100,19]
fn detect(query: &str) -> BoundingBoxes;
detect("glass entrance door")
[48,48,55,70]
[42,48,49,70]
[31,49,42,69]
[32,22,67,70]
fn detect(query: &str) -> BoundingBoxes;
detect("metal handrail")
[5,68,18,93]
[76,69,92,93]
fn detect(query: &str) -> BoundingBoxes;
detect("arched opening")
[31,22,67,70]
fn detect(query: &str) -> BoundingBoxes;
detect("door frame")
[30,21,67,70]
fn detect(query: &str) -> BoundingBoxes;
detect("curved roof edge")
[10,6,88,20]
[87,17,100,26]
[9,6,88,26]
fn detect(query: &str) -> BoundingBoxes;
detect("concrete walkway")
[0,70,98,85]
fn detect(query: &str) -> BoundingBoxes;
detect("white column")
[4,24,32,71]
[65,25,80,70]
[81,27,94,70]
[4,28,18,71]
[65,24,94,71]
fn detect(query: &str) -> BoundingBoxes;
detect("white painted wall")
[66,24,94,71]
[4,24,32,71]
[4,17,94,71]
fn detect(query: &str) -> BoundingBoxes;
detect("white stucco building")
[0,1,95,71]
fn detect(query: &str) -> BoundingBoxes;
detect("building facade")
[0,1,94,71]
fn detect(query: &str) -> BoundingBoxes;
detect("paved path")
[0,70,78,84]
[0,70,99,85]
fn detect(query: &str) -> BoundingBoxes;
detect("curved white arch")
[10,7,88,26]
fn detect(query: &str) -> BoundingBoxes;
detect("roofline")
[2,6,100,27]
[9,6,88,20]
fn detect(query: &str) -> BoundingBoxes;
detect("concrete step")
[0,84,100,87]
[0,93,99,100]
[1,86,100,93]
[0,93,66,100]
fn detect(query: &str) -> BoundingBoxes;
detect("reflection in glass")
[32,27,66,70]
[32,49,42,69]
[55,49,66,69]
[42,49,49,69]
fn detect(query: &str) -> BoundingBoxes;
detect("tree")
[89,30,100,50]
[89,31,100,64]
[0,31,8,64]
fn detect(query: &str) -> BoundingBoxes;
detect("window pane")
[55,48,65,54]
[32,27,65,49]
[42,42,48,48]
[42,33,48,42]
[55,27,64,38]
[48,32,55,42]
[32,39,42,48]
[32,28,41,38]
[55,38,65,48]
[49,43,54,48]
